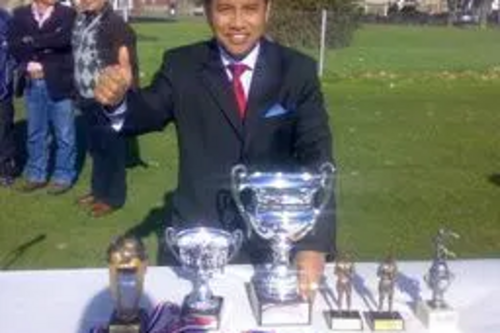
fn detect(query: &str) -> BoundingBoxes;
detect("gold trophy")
[326,252,363,331]
[107,236,148,333]
[367,255,404,331]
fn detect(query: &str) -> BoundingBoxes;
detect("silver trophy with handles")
[231,163,335,326]
[165,227,243,330]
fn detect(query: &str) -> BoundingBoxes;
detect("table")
[0,259,499,332]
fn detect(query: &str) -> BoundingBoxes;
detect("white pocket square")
[264,104,289,118]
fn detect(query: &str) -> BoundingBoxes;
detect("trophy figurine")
[231,163,335,326]
[107,236,148,333]
[165,226,243,330]
[367,255,404,331]
[326,253,363,331]
[416,228,460,332]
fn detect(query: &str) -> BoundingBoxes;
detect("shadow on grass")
[0,234,46,270]
[124,192,177,266]
[488,173,500,187]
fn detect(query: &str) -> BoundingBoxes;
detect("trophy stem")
[271,234,292,272]
[187,273,216,310]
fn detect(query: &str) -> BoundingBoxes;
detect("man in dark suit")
[95,0,335,295]
[72,0,140,218]
[8,0,76,194]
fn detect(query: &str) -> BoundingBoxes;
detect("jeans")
[0,97,16,177]
[23,79,76,185]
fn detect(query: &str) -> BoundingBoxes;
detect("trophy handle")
[231,164,253,239]
[316,162,336,213]
[227,229,244,263]
[164,227,182,264]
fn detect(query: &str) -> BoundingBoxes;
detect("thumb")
[117,45,132,85]
[118,45,130,68]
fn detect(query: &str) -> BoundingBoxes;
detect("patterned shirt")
[72,12,103,98]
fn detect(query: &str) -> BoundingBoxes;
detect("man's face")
[79,0,106,12]
[206,0,270,57]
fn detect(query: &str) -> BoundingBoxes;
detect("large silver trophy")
[165,227,243,330]
[416,228,460,332]
[231,163,335,326]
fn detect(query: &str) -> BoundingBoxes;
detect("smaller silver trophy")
[231,163,335,326]
[165,227,243,330]
[367,255,404,331]
[107,236,148,333]
[416,228,459,331]
[326,253,363,331]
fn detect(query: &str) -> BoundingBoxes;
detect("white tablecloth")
[0,259,499,333]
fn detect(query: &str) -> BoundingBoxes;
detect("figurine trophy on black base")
[367,255,404,331]
[326,253,363,331]
[231,163,335,326]
[107,236,149,333]
[416,228,460,332]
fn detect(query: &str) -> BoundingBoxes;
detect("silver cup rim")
[174,227,235,247]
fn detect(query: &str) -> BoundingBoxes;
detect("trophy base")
[326,310,363,331]
[366,310,405,331]
[416,300,458,332]
[181,295,223,330]
[247,282,311,326]
[108,309,148,333]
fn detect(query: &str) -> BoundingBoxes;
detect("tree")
[268,0,362,49]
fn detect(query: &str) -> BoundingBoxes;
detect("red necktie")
[228,64,249,118]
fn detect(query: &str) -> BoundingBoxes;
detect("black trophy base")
[246,282,312,326]
[326,310,363,331]
[181,295,223,330]
[366,311,405,331]
[108,309,148,333]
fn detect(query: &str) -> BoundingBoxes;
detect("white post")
[318,9,328,77]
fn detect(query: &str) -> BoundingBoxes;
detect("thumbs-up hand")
[94,46,132,106]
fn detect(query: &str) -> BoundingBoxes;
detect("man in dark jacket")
[8,0,77,194]
[94,0,336,296]
[73,0,139,217]
[0,7,17,186]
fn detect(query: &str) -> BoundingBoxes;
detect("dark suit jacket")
[124,39,336,261]
[8,3,75,100]
[91,3,139,88]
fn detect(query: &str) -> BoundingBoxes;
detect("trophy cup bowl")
[165,226,243,329]
[107,236,148,333]
[231,163,335,326]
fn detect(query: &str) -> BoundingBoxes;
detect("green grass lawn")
[1,22,499,269]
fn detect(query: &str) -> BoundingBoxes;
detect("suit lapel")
[245,39,282,143]
[199,40,244,139]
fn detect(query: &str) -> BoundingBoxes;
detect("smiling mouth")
[228,34,250,43]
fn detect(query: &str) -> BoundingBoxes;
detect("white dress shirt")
[219,42,260,99]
